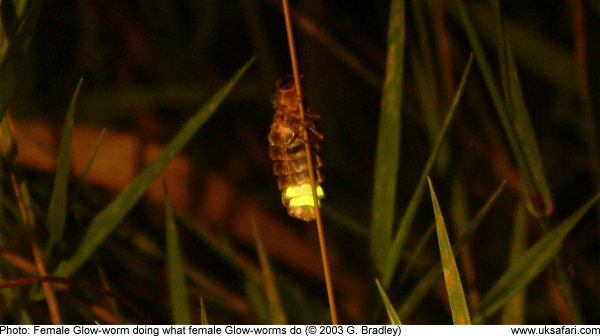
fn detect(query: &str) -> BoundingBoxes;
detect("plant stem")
[3,115,62,323]
[10,172,62,324]
[281,0,339,324]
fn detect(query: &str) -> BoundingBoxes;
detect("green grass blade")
[375,279,401,325]
[491,0,552,216]
[398,181,506,319]
[46,79,83,251]
[71,128,107,202]
[445,3,578,96]
[428,178,471,324]
[382,55,474,287]
[491,2,579,322]
[53,57,254,277]
[164,183,191,324]
[252,220,286,324]
[500,201,527,324]
[474,194,600,322]
[454,0,552,216]
[370,0,405,272]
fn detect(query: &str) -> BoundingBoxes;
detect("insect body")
[268,76,324,222]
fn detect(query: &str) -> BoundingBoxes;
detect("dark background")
[2,0,599,324]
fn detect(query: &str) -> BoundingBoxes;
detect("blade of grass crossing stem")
[474,194,600,323]
[46,79,83,253]
[428,178,471,324]
[252,221,287,324]
[454,0,552,216]
[500,201,528,324]
[53,58,254,277]
[382,55,474,287]
[289,7,381,89]
[375,279,401,325]
[164,183,191,324]
[398,181,505,319]
[370,0,405,272]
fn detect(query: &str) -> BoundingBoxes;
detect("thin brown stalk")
[570,0,599,221]
[281,0,339,324]
[432,0,455,101]
[10,173,62,324]
[3,115,62,324]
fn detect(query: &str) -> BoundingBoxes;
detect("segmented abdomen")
[268,76,324,222]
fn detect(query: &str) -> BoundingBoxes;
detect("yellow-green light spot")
[284,184,324,207]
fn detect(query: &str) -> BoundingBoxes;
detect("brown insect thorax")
[268,76,324,222]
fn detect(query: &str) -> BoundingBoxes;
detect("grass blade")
[454,0,552,216]
[500,201,528,324]
[71,128,107,202]
[164,183,191,324]
[375,279,401,325]
[382,55,474,287]
[491,0,552,216]
[474,194,600,322]
[428,178,471,324]
[291,7,381,89]
[491,3,580,322]
[200,297,208,325]
[53,57,254,277]
[370,0,405,272]
[398,181,506,319]
[252,220,287,324]
[446,3,578,96]
[46,79,83,252]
